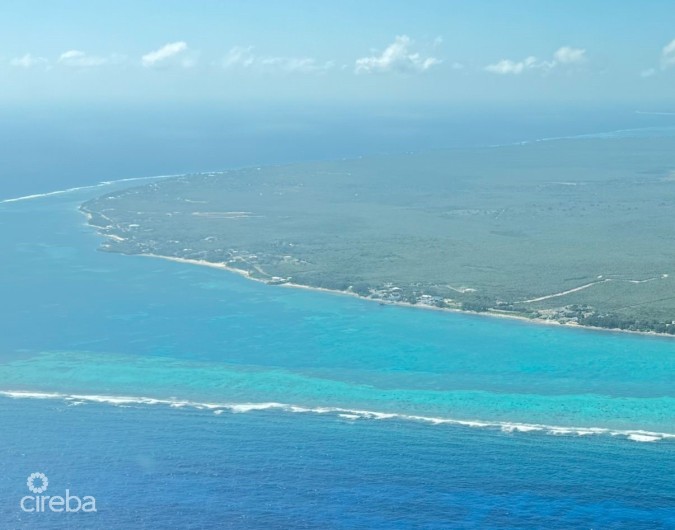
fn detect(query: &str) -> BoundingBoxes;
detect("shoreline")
[139,253,675,340]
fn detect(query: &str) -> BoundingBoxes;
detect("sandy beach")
[139,253,675,340]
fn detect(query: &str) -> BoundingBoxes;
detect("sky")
[0,0,674,107]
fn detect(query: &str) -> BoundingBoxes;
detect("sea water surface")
[0,144,674,527]
[3,103,675,200]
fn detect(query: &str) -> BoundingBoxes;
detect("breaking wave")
[0,174,180,204]
[1,390,672,443]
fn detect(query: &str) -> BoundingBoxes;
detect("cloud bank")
[485,46,586,75]
[10,53,48,69]
[553,46,586,64]
[661,39,675,69]
[355,35,440,74]
[223,45,332,73]
[142,41,189,67]
[485,56,544,75]
[58,50,108,67]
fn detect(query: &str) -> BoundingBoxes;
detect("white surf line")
[521,276,664,304]
[634,110,675,116]
[488,125,675,149]
[1,390,673,443]
[0,173,182,204]
[0,183,110,204]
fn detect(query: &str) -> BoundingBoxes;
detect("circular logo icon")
[26,472,48,494]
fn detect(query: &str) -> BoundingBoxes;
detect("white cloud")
[223,46,256,68]
[58,50,108,67]
[485,46,586,75]
[260,56,333,73]
[485,57,539,75]
[142,41,188,67]
[354,35,441,74]
[223,45,332,73]
[553,46,586,64]
[661,39,675,69]
[10,53,47,68]
[638,39,675,76]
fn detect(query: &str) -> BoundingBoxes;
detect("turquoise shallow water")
[0,184,674,435]
[0,176,674,527]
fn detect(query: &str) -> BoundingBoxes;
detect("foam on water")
[2,390,672,443]
[0,174,180,204]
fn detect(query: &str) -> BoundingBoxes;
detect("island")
[81,136,675,335]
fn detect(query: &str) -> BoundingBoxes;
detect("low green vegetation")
[81,136,675,334]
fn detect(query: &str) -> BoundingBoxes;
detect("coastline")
[139,253,675,340]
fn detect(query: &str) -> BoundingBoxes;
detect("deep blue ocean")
[0,105,674,528]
